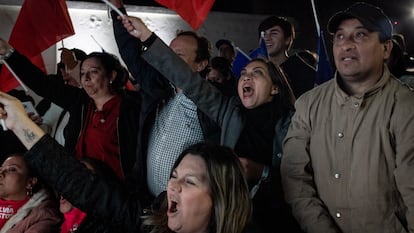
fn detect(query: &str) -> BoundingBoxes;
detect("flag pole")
[90,35,106,52]
[260,31,269,60]
[235,47,252,61]
[101,0,125,17]
[310,0,320,35]
[2,60,29,93]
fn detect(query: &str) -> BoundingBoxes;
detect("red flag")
[0,0,75,92]
[155,0,215,30]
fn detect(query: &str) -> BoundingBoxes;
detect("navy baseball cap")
[327,2,393,41]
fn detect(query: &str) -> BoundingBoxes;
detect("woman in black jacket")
[0,42,141,183]
[0,91,256,233]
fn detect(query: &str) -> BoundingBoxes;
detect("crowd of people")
[0,1,413,233]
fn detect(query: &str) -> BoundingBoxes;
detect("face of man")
[218,44,235,63]
[263,25,291,58]
[333,18,392,86]
[170,35,206,73]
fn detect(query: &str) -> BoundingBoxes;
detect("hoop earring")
[26,186,33,197]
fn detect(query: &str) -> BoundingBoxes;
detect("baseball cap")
[215,39,235,50]
[327,2,393,41]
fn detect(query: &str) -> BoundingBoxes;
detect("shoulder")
[296,80,334,106]
[120,90,142,106]
[283,54,316,72]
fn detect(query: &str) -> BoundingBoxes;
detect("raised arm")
[120,16,235,126]
[0,91,143,231]
[0,38,84,109]
[109,1,172,102]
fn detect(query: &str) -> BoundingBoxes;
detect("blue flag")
[315,30,334,85]
[249,32,268,60]
[232,48,251,79]
[232,33,269,79]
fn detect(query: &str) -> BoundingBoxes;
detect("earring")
[26,186,33,197]
[109,80,113,84]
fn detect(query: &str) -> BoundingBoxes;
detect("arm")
[392,90,414,232]
[121,16,232,125]
[0,39,84,109]
[0,91,142,231]
[109,3,172,101]
[281,98,341,233]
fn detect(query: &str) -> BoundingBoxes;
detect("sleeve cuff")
[142,33,158,49]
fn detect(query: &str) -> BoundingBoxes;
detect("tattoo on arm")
[23,128,37,143]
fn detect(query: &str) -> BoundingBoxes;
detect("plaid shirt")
[147,92,204,196]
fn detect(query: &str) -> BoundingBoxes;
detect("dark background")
[76,0,414,56]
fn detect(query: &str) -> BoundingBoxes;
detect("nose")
[341,40,356,52]
[167,179,181,193]
[242,74,251,81]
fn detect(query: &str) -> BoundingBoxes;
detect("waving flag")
[315,30,333,84]
[232,48,251,79]
[310,0,333,85]
[249,32,269,60]
[155,0,215,30]
[232,33,269,79]
[0,0,75,92]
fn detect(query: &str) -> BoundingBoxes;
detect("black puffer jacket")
[6,51,141,191]
[26,136,143,233]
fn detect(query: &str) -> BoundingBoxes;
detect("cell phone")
[22,101,39,117]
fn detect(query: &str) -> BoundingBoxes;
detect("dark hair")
[5,153,43,194]
[248,58,295,115]
[258,16,295,50]
[210,56,232,78]
[387,39,407,78]
[176,31,212,64]
[80,157,120,183]
[81,52,128,93]
[71,48,87,61]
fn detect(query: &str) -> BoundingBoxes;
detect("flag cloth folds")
[315,30,333,85]
[232,48,251,79]
[0,0,75,92]
[232,34,268,79]
[155,0,215,30]
[249,32,268,60]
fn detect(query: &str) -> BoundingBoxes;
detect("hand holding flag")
[0,0,75,92]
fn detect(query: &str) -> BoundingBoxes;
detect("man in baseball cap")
[327,2,393,41]
[282,2,414,233]
[215,39,235,64]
